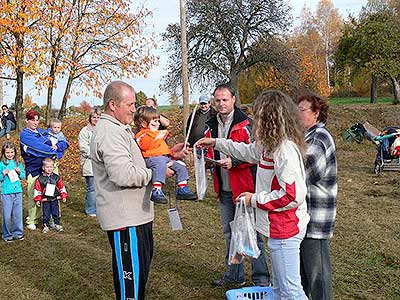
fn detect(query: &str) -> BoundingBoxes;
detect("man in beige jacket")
[91,81,188,300]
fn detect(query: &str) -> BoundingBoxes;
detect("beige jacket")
[91,113,153,231]
[78,124,94,176]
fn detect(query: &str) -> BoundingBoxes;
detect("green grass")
[328,97,393,105]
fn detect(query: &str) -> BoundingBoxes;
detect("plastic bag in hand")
[194,147,207,200]
[228,197,260,265]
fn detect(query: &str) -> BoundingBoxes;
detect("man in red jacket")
[205,83,270,287]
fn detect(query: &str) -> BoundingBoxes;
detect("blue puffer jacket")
[20,128,57,177]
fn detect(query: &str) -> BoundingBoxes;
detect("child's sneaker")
[26,224,36,230]
[150,188,168,204]
[54,224,63,232]
[42,225,50,234]
[15,236,25,241]
[3,238,13,243]
[176,186,197,200]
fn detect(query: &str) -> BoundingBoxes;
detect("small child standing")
[34,158,68,233]
[134,106,197,204]
[0,141,26,242]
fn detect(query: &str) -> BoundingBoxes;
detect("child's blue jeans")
[1,193,23,240]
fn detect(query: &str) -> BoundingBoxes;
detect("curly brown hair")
[252,90,306,154]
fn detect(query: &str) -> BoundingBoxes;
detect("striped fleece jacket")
[215,138,310,239]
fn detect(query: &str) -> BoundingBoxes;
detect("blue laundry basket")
[226,286,273,300]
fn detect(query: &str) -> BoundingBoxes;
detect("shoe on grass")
[3,238,13,243]
[150,188,167,204]
[54,224,63,232]
[42,225,50,234]
[176,186,197,200]
[15,236,25,241]
[27,224,36,230]
[212,277,246,287]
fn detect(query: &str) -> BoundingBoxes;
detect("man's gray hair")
[103,81,135,110]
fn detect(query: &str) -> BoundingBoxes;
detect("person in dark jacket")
[0,105,16,139]
[186,95,217,147]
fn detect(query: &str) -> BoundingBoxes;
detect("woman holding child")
[197,90,310,300]
[20,110,58,231]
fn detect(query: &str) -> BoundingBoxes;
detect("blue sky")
[2,0,365,108]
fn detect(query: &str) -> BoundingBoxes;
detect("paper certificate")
[45,183,56,197]
[7,170,19,183]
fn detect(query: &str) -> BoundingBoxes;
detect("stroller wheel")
[374,162,382,174]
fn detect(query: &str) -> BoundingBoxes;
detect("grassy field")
[329,97,393,105]
[0,103,399,299]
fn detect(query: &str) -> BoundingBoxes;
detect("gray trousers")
[145,156,189,184]
[300,238,333,300]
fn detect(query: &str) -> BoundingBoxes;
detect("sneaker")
[54,224,64,232]
[150,188,168,204]
[42,225,50,234]
[3,238,13,243]
[176,186,197,200]
[87,214,96,217]
[212,277,246,287]
[27,224,36,231]
[15,236,25,241]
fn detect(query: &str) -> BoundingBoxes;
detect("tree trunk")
[46,53,58,125]
[15,68,24,132]
[230,74,241,107]
[180,0,190,136]
[58,73,74,120]
[391,76,400,105]
[370,75,377,104]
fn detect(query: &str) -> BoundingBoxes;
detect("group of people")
[0,80,337,300]
[88,81,337,300]
[1,111,70,243]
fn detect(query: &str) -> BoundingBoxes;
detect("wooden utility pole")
[180,0,190,136]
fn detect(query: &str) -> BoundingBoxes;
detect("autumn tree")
[0,1,42,130]
[34,0,76,125]
[162,0,293,106]
[315,0,343,89]
[79,100,92,113]
[57,0,157,120]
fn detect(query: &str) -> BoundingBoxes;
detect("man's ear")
[108,99,117,111]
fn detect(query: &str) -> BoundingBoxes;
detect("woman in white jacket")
[78,109,101,217]
[197,90,310,300]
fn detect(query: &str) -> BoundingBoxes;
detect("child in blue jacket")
[0,141,26,242]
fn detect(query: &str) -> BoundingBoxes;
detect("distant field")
[328,97,393,105]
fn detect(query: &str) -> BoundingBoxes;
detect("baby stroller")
[343,122,400,174]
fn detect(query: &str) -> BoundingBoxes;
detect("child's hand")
[62,198,67,203]
[15,167,20,174]
[2,170,9,176]
[155,130,168,140]
[35,201,41,207]
[51,145,58,150]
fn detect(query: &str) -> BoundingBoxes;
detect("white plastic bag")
[193,147,207,200]
[228,197,260,265]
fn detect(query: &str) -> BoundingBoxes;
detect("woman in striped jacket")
[197,90,310,300]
